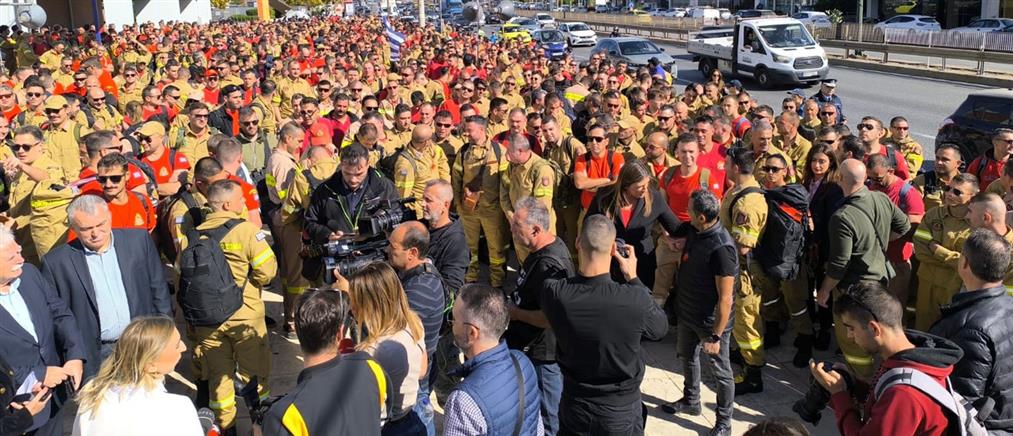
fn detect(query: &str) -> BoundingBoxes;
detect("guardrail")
[515,10,1013,74]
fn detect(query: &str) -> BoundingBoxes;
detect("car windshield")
[618,40,662,55]
[537,14,551,19]
[538,30,565,42]
[570,24,590,31]
[757,23,816,48]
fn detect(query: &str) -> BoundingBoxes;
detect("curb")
[828,57,1013,87]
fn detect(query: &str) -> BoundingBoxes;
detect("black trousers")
[557,392,645,436]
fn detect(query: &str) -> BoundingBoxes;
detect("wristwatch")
[704,334,721,343]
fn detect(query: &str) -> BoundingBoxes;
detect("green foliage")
[231,14,257,21]
[211,0,230,9]
[826,8,844,23]
[245,8,259,16]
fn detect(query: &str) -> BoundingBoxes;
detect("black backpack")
[731,184,809,281]
[177,219,245,327]
[154,185,202,261]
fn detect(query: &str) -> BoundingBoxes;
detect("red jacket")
[829,331,963,436]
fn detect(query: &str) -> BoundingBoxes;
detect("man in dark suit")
[0,226,85,435]
[41,194,171,379]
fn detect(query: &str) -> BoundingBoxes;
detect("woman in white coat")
[72,316,203,436]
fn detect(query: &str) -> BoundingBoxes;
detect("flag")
[383,17,406,62]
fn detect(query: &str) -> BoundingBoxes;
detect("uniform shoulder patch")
[256,231,268,241]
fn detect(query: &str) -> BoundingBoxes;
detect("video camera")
[317,197,418,283]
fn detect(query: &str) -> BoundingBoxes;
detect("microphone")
[197,408,220,436]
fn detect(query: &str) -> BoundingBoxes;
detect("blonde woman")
[346,262,429,436]
[72,316,202,436]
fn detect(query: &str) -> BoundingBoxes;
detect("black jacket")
[40,229,172,380]
[0,355,32,435]
[506,237,574,362]
[425,218,469,297]
[208,106,238,137]
[929,286,1013,432]
[302,169,397,281]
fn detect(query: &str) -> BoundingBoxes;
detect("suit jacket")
[41,228,171,379]
[0,263,85,430]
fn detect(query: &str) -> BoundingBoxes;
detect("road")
[567,39,989,156]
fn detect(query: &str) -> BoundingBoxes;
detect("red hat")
[308,122,332,146]
[206,70,218,78]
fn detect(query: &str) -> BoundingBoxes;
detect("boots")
[793,334,814,368]
[764,321,782,349]
[734,364,764,396]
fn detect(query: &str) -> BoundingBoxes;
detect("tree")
[211,0,230,9]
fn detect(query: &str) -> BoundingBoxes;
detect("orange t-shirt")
[663,166,725,222]
[142,149,191,184]
[573,151,625,209]
[67,192,156,241]
[228,174,261,212]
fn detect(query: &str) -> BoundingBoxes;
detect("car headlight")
[773,53,791,63]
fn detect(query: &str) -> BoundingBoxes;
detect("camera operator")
[420,180,469,406]
[541,214,668,435]
[259,290,393,436]
[809,281,963,436]
[505,196,575,436]
[303,143,398,282]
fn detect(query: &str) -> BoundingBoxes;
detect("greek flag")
[383,17,406,62]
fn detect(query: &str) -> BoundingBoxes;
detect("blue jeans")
[415,363,436,436]
[533,360,562,436]
[382,410,427,436]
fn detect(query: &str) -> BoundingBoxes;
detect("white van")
[688,8,721,20]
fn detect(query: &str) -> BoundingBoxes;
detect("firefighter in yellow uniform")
[39,96,86,179]
[433,114,465,167]
[540,118,584,257]
[280,147,338,289]
[6,126,68,265]
[265,125,306,333]
[720,153,769,395]
[183,179,276,433]
[912,175,976,331]
[452,119,509,288]
[393,126,450,217]
[385,107,415,156]
[168,112,214,163]
[500,135,556,263]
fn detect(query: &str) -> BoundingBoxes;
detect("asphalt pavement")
[568,41,989,156]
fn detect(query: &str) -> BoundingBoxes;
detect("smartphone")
[615,238,630,258]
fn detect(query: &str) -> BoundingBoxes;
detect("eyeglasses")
[761,165,785,173]
[242,120,259,126]
[9,141,39,152]
[191,113,209,119]
[892,126,909,131]
[302,109,317,115]
[436,122,453,128]
[96,174,124,184]
[857,123,876,131]
[26,92,42,98]
[588,136,607,143]
[124,73,137,78]
[820,111,836,116]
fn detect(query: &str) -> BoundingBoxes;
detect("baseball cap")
[43,95,67,110]
[136,121,166,137]
[387,72,401,83]
[787,88,806,97]
[221,84,242,95]
[617,117,636,130]
[726,79,743,89]
[821,78,837,88]
[308,122,332,146]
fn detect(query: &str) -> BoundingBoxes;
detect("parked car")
[874,14,941,31]
[717,8,732,19]
[531,29,570,59]
[590,37,677,72]
[630,9,653,23]
[951,18,1013,33]
[661,7,687,17]
[535,13,556,26]
[688,7,721,20]
[792,11,832,28]
[935,88,1013,163]
[559,21,598,46]
[594,4,608,13]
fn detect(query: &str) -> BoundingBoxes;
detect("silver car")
[590,37,677,72]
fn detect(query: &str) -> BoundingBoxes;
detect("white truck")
[687,17,828,88]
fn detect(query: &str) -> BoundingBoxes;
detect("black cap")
[222,84,242,95]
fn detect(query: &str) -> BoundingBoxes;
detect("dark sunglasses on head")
[97,175,124,184]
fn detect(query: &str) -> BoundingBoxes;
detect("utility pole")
[857,0,864,43]
[420,0,426,25]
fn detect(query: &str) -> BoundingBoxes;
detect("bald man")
[393,124,450,217]
[816,159,910,379]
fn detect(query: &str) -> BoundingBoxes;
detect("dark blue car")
[531,29,570,59]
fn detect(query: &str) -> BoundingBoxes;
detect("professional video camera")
[312,197,417,283]
[792,362,854,425]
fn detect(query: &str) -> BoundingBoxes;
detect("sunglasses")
[44,108,62,115]
[820,111,836,116]
[436,122,453,128]
[607,103,621,108]
[761,165,785,173]
[364,106,379,111]
[242,120,259,126]
[819,139,837,145]
[191,113,209,119]
[318,88,331,92]
[0,94,12,99]
[91,97,105,103]
[26,92,43,98]
[892,126,909,131]
[462,88,474,92]
[351,88,363,92]
[738,101,750,106]
[9,142,38,152]
[996,138,1013,145]
[658,116,673,121]
[857,123,876,131]
[136,135,153,143]
[74,77,87,81]
[124,73,137,78]
[588,136,607,143]
[96,174,124,184]
[949,187,967,196]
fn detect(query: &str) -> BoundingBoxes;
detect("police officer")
[539,115,584,257]
[185,179,277,435]
[914,144,962,211]
[501,133,555,263]
[303,144,397,283]
[720,147,769,396]
[913,173,977,331]
[452,115,509,288]
[393,124,450,217]
[810,79,844,125]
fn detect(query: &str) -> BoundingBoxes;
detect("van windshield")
[757,23,816,48]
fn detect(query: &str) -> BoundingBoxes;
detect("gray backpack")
[874,367,989,436]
